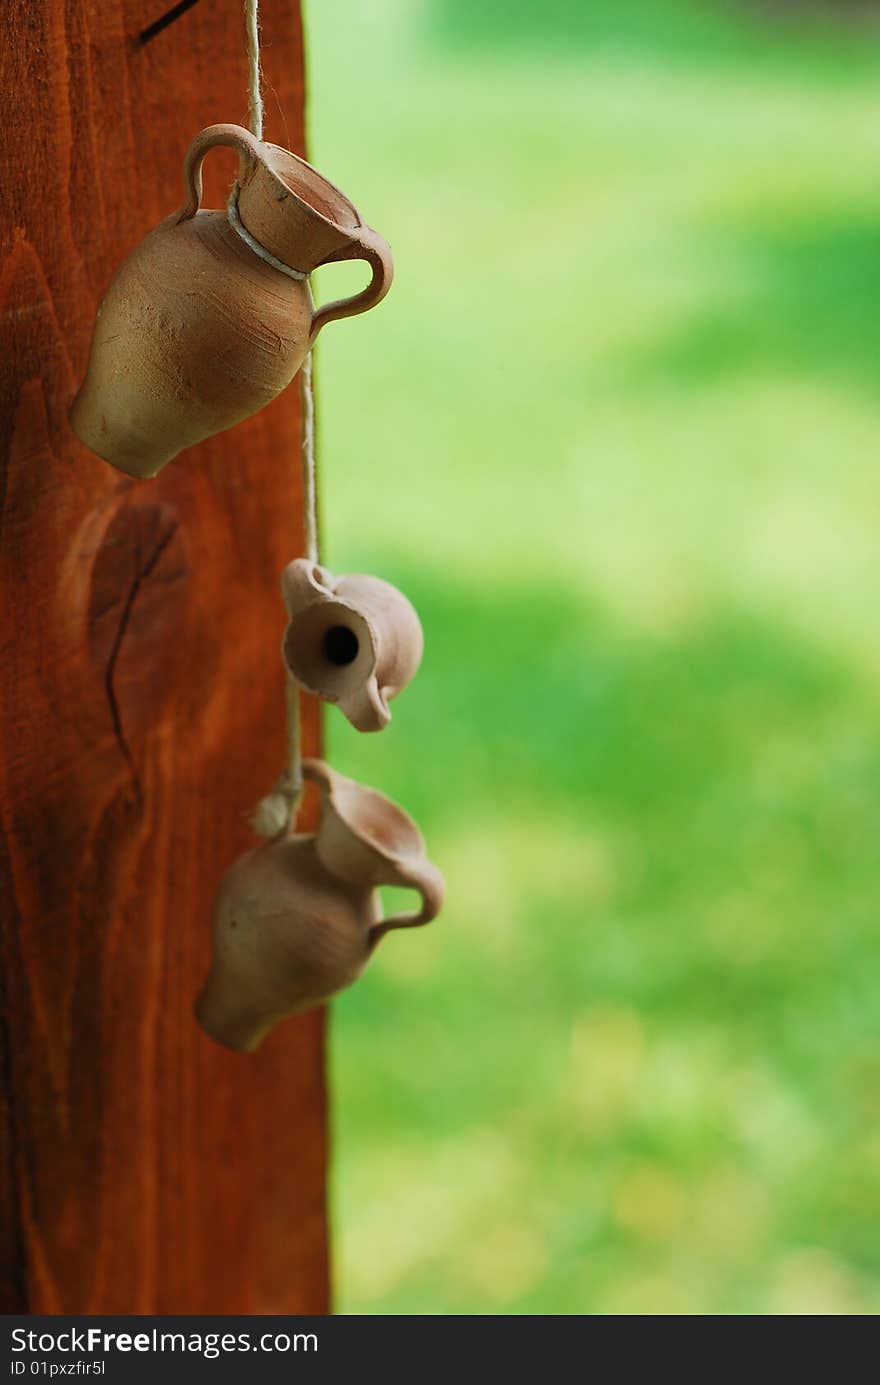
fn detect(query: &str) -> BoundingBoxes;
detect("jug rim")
[258,142,363,237]
[302,759,426,865]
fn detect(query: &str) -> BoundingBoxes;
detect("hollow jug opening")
[266,145,361,232]
[323,625,360,667]
[284,601,376,697]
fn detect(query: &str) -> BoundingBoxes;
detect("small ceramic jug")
[70,124,393,478]
[196,759,444,1052]
[281,559,424,732]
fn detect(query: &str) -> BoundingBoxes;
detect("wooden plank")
[0,0,327,1313]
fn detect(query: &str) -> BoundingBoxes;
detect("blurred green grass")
[300,0,880,1313]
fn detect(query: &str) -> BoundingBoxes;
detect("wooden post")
[0,1,328,1312]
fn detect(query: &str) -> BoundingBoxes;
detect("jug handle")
[310,225,394,343]
[176,123,264,223]
[369,858,444,947]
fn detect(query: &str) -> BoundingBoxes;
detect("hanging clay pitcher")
[69,124,393,478]
[196,760,443,1052]
[281,559,423,732]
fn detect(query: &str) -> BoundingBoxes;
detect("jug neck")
[305,761,427,890]
[313,800,425,892]
[236,141,362,275]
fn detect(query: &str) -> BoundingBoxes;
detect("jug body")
[196,835,379,1052]
[70,210,313,478]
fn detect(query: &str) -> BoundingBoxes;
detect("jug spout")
[303,759,444,933]
[236,136,364,272]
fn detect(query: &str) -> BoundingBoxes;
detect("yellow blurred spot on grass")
[570,1005,645,1137]
[612,1161,685,1242]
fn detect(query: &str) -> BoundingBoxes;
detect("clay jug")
[281,559,424,732]
[196,759,444,1052]
[70,124,393,478]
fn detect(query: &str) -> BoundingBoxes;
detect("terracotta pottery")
[69,123,393,478]
[281,559,424,732]
[196,760,444,1052]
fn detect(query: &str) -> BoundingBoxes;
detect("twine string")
[300,350,318,566]
[242,0,319,840]
[244,0,264,139]
[226,184,308,280]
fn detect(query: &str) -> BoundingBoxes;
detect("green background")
[301,0,880,1313]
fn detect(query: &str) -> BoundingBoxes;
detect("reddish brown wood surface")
[0,1,328,1313]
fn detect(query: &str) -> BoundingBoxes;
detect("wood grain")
[0,0,328,1312]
